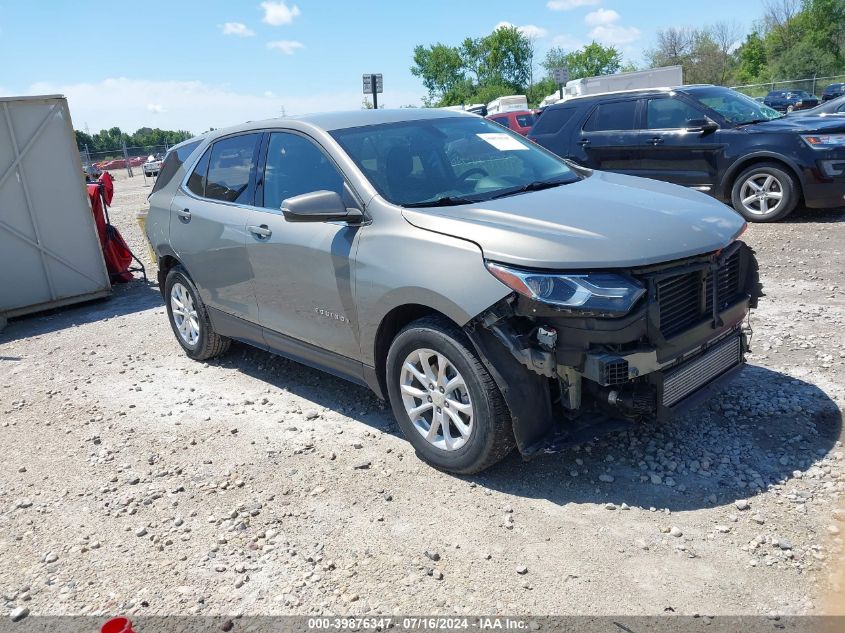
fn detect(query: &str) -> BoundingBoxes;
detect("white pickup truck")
[143,155,163,177]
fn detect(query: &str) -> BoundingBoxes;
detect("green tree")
[735,31,768,83]
[411,25,534,107]
[542,42,623,81]
[411,43,465,103]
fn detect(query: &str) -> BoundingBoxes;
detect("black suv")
[764,89,819,112]
[822,83,845,101]
[529,85,845,222]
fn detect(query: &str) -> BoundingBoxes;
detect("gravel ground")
[1,170,843,619]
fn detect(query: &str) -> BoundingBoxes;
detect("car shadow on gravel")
[472,364,842,512]
[211,342,400,437]
[787,206,845,223]
[0,280,163,344]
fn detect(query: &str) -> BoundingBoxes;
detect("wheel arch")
[721,153,804,202]
[155,247,182,297]
[372,303,457,401]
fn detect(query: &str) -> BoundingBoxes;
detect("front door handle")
[576,138,591,146]
[248,224,272,239]
[176,208,191,222]
[650,136,665,145]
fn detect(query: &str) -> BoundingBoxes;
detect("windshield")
[688,86,783,125]
[330,116,577,207]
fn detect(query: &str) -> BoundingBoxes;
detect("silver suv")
[146,109,761,474]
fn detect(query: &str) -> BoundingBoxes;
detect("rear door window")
[204,134,261,204]
[583,100,638,131]
[491,116,511,128]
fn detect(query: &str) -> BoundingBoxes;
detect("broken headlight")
[486,262,645,316]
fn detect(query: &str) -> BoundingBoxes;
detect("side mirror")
[686,118,719,134]
[281,190,363,223]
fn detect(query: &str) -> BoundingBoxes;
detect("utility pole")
[122,140,134,178]
[363,74,383,109]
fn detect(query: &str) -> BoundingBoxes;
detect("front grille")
[656,249,743,338]
[662,334,742,407]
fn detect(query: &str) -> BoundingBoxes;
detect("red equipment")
[87,173,146,283]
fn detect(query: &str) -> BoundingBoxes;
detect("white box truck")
[540,66,684,106]
[564,65,683,99]
[486,95,528,115]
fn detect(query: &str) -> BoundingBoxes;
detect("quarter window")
[204,134,260,203]
[262,132,345,210]
[492,116,511,129]
[584,100,638,131]
[646,99,703,129]
[186,148,210,197]
[154,140,201,193]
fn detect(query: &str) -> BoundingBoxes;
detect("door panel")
[572,99,644,175]
[247,131,363,361]
[169,134,261,322]
[638,97,724,188]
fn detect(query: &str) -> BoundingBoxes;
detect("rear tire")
[730,162,799,222]
[386,316,515,474]
[164,266,230,360]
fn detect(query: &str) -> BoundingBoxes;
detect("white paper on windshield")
[476,133,529,151]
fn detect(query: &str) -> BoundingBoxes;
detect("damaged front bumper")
[465,240,762,458]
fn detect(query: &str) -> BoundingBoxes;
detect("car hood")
[400,171,745,269]
[748,115,845,133]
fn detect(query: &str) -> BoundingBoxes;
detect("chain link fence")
[731,74,845,99]
[79,144,171,178]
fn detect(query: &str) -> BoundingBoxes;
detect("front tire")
[730,162,799,222]
[386,316,515,474]
[164,266,230,360]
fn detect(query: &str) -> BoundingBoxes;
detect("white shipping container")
[0,95,111,329]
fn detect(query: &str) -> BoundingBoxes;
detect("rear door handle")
[650,136,664,145]
[576,138,591,146]
[176,208,191,222]
[248,224,272,239]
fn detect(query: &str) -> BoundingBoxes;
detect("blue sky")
[0,0,765,133]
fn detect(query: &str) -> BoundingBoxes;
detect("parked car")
[790,94,845,117]
[146,109,760,474]
[144,154,163,177]
[822,83,845,101]
[529,84,845,222]
[763,89,819,112]
[486,109,539,135]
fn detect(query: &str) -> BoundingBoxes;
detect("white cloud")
[266,40,304,54]
[260,1,301,26]
[547,0,601,10]
[494,21,549,39]
[19,78,422,133]
[584,8,619,26]
[588,24,641,45]
[222,22,255,37]
[551,33,584,49]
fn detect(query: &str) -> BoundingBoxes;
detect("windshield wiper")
[737,117,782,126]
[486,178,573,200]
[402,195,481,208]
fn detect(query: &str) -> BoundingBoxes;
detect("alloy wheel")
[399,348,474,451]
[170,282,200,346]
[738,173,785,217]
